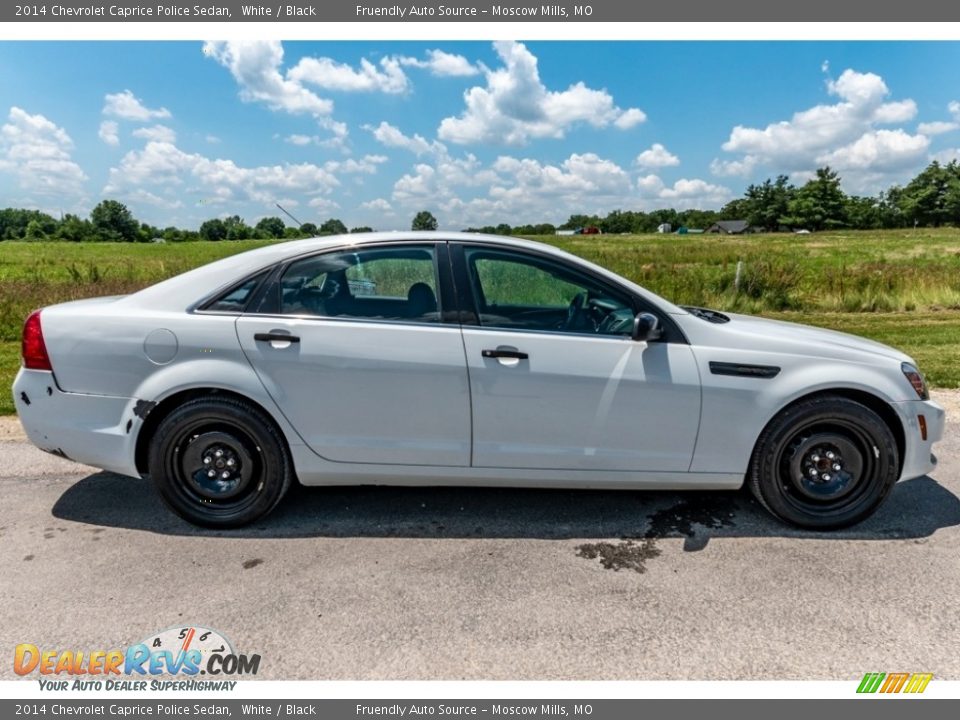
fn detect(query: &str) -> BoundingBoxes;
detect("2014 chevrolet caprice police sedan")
[12,233,944,529]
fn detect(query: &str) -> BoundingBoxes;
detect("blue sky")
[1,41,959,230]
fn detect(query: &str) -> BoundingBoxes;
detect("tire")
[148,396,293,528]
[748,395,899,530]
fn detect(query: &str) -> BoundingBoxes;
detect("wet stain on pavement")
[23,555,34,561]
[576,538,661,573]
[242,558,264,569]
[576,494,742,572]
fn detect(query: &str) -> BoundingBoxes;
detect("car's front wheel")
[748,395,899,529]
[148,396,293,528]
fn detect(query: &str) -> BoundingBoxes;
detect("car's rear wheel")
[748,395,899,529]
[148,397,292,528]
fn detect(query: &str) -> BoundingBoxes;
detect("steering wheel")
[563,292,588,331]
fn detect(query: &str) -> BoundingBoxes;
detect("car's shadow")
[51,473,960,548]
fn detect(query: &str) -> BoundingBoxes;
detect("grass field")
[2,229,959,415]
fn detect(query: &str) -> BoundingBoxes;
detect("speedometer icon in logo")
[141,625,233,673]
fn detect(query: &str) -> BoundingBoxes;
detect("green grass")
[1,230,959,415]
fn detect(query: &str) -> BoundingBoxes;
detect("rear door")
[236,242,471,466]
[453,243,702,472]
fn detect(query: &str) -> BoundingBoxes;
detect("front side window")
[463,247,635,336]
[272,245,440,323]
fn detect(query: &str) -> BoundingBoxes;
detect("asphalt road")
[2,392,959,681]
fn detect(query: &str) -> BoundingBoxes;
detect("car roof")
[125,232,686,315]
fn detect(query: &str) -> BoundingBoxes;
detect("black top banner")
[5,0,960,22]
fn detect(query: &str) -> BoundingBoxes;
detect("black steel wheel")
[748,396,899,529]
[148,396,293,528]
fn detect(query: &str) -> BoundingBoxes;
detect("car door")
[453,243,701,472]
[236,242,471,467]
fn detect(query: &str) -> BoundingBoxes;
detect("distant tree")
[0,208,56,239]
[91,199,139,242]
[350,226,374,233]
[844,195,882,230]
[494,223,512,235]
[299,222,318,236]
[55,214,93,242]
[560,213,600,230]
[25,219,48,241]
[223,215,253,241]
[319,218,348,235]
[255,216,286,239]
[199,218,228,242]
[412,210,438,231]
[782,167,847,231]
[742,175,795,230]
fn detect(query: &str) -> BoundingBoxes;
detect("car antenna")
[275,202,304,228]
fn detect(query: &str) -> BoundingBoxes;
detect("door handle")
[254,332,300,343]
[482,348,528,360]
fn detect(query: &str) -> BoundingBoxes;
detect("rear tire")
[748,395,899,529]
[148,397,292,528]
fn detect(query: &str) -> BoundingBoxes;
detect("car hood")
[719,312,913,364]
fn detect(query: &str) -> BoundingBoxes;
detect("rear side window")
[202,271,268,313]
[268,245,441,323]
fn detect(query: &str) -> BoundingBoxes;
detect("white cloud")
[286,133,314,146]
[714,68,923,186]
[98,120,119,146]
[103,90,171,121]
[400,49,480,77]
[437,41,645,145]
[635,174,732,209]
[614,108,647,130]
[307,196,341,212]
[104,140,342,207]
[818,129,929,172]
[132,124,177,144]
[635,143,679,169]
[205,134,221,144]
[366,121,440,156]
[917,121,959,136]
[288,55,408,94]
[0,107,87,197]
[361,198,394,212]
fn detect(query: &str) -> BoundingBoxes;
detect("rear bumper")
[12,368,140,478]
[894,397,945,481]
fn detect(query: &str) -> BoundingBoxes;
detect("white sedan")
[12,233,944,529]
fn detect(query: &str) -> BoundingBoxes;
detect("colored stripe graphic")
[857,672,932,694]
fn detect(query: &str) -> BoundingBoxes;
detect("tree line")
[3,161,960,242]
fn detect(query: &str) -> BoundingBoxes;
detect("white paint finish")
[11,233,946,499]
[237,316,472,467]
[462,329,701,471]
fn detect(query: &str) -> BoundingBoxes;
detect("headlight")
[901,362,929,400]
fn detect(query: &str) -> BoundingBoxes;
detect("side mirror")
[632,312,662,342]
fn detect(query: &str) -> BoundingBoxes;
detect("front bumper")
[12,368,141,478]
[894,397,945,481]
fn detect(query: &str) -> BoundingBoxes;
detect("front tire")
[748,395,899,529]
[148,397,293,528]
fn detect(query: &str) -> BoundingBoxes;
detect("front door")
[455,245,701,472]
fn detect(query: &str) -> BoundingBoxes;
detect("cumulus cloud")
[104,140,342,206]
[713,68,926,189]
[287,55,408,94]
[361,198,394,212]
[365,121,441,156]
[635,143,679,169]
[0,107,87,197]
[132,124,177,143]
[917,121,959,136]
[399,49,480,77]
[103,90,171,121]
[437,41,645,145]
[98,120,119,146]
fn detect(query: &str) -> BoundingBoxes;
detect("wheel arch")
[134,387,296,477]
[750,388,906,479]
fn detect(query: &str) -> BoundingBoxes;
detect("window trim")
[192,268,273,316]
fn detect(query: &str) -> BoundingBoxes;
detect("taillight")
[22,310,52,371]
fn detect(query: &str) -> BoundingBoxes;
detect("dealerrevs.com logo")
[857,672,933,694]
[14,626,260,691]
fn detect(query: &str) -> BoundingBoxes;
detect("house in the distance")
[705,219,752,235]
